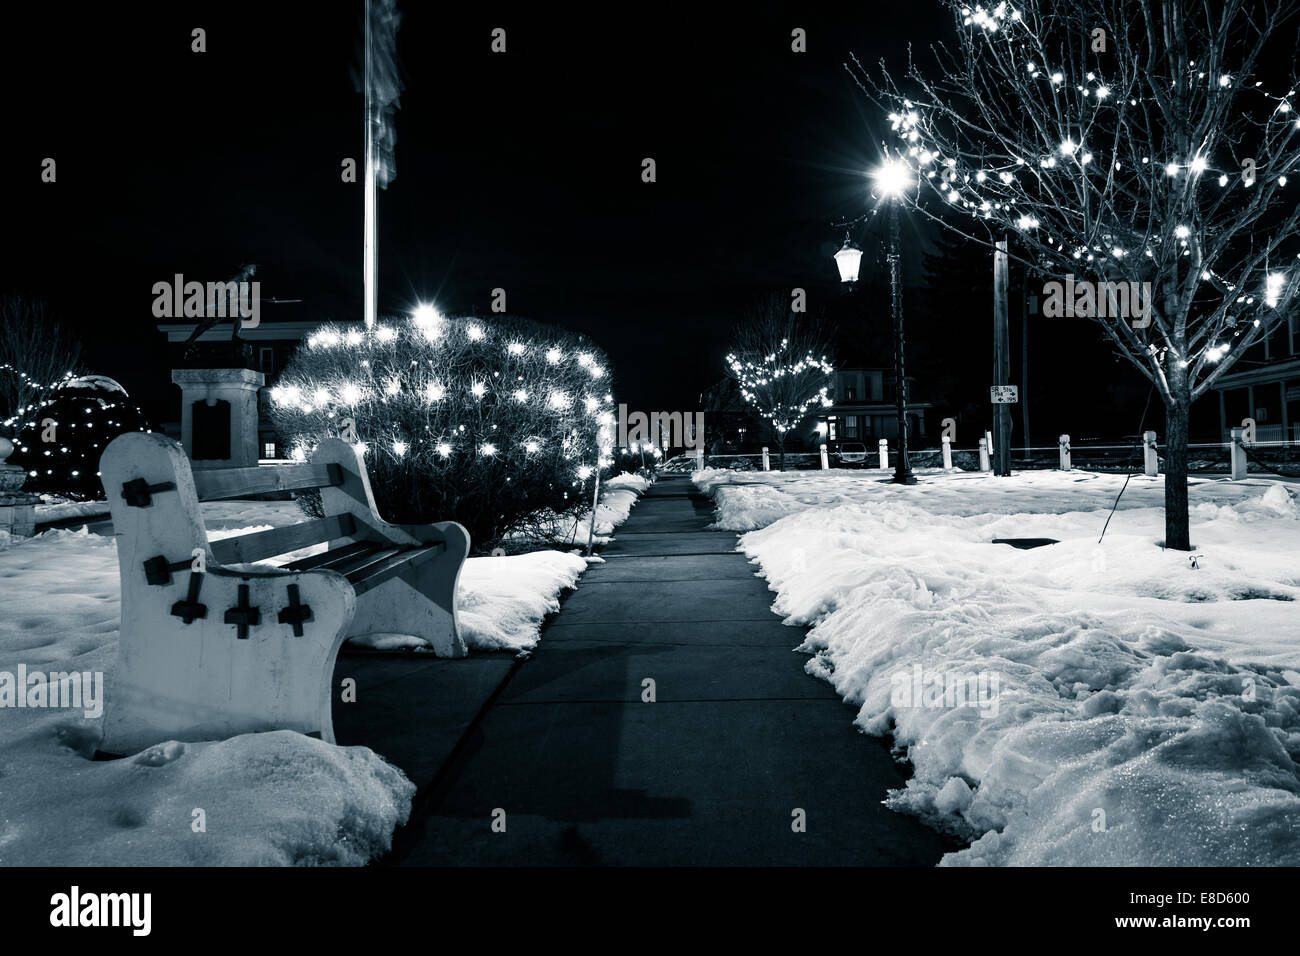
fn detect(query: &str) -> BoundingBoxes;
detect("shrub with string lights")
[268,309,616,548]
[9,375,150,500]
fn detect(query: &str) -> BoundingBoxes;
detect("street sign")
[990,385,1019,404]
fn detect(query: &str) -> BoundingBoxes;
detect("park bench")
[97,431,470,756]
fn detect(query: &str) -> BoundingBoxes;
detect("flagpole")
[363,0,377,328]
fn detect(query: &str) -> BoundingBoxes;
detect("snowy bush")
[267,312,616,548]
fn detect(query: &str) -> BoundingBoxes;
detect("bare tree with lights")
[0,295,82,436]
[725,294,835,470]
[854,0,1300,550]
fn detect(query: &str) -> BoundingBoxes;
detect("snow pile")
[0,731,413,866]
[700,469,1300,865]
[0,528,413,866]
[516,472,650,546]
[457,550,587,651]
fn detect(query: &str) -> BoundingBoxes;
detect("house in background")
[1211,311,1300,443]
[803,368,932,449]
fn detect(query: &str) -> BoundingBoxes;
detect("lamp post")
[834,159,916,485]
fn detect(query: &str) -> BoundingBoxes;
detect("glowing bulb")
[872,159,913,197]
[426,382,445,402]
[513,389,529,402]
[480,443,497,456]
[1174,224,1191,239]
[436,442,452,457]
[1165,162,1179,176]
[413,304,440,324]
[376,326,397,342]
[471,381,487,398]
[546,348,562,364]
[524,440,540,453]
[392,441,407,457]
[340,383,362,404]
[1190,156,1208,174]
[507,342,525,355]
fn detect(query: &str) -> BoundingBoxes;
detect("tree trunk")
[775,431,786,471]
[1163,396,1191,551]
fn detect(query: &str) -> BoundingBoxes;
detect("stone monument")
[171,368,265,469]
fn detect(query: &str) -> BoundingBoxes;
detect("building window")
[263,441,277,459]
[260,347,275,375]
[846,386,857,400]
[845,415,858,437]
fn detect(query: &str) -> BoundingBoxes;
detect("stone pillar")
[0,436,37,537]
[171,368,265,470]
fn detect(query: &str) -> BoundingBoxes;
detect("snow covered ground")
[695,467,1300,866]
[0,481,647,865]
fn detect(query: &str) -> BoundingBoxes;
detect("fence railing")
[663,433,1299,480]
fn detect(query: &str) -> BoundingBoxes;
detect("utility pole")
[1021,266,1030,455]
[992,237,1012,476]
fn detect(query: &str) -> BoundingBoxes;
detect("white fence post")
[941,435,953,471]
[819,443,829,470]
[1229,427,1247,480]
[1143,431,1159,477]
[985,429,994,466]
[978,437,990,472]
[1058,434,1071,471]
[761,447,770,471]
[878,439,889,469]
[694,446,704,471]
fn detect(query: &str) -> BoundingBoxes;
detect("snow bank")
[699,469,1300,866]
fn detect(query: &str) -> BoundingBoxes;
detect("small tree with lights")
[268,309,617,549]
[724,295,835,470]
[856,0,1300,549]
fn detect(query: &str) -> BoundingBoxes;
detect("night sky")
[3,1,1154,434]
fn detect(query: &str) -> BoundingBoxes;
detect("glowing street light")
[833,234,863,284]
[871,158,913,198]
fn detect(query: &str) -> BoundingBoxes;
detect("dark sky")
[2,0,947,420]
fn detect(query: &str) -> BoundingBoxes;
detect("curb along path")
[376,474,952,866]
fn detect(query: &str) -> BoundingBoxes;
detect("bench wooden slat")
[283,540,378,573]
[349,543,446,596]
[209,513,358,566]
[193,462,344,502]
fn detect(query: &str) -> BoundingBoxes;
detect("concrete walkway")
[381,475,954,866]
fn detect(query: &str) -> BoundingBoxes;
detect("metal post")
[878,438,889,470]
[762,447,770,471]
[1143,431,1159,477]
[820,443,829,469]
[585,466,602,556]
[993,238,1011,475]
[1059,434,1072,471]
[941,435,953,471]
[888,203,915,484]
[978,437,990,472]
[363,0,378,329]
